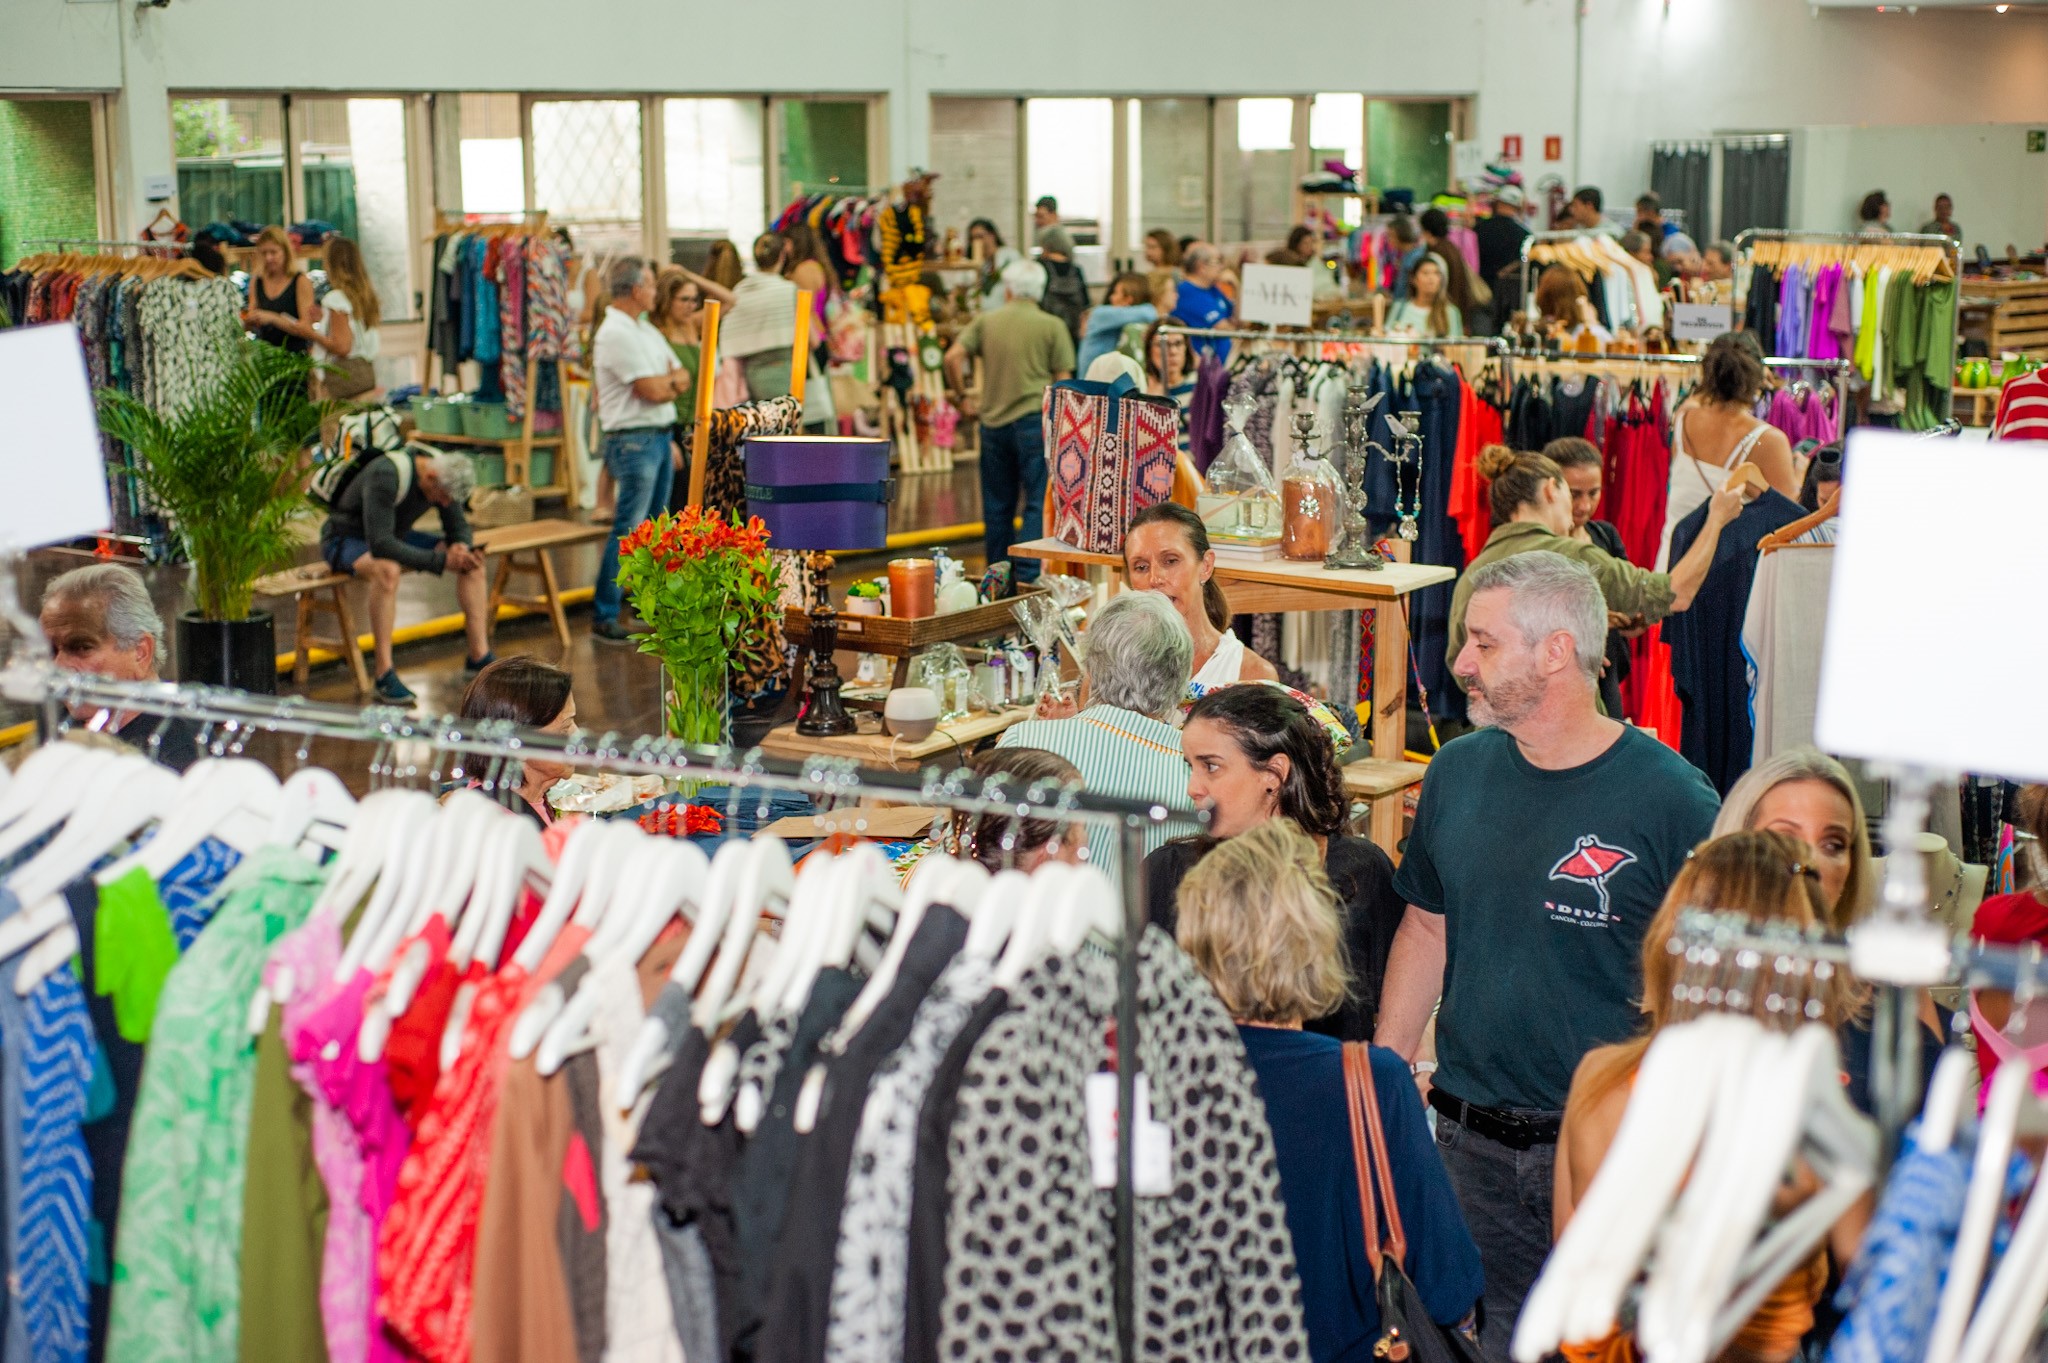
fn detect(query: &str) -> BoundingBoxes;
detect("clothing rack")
[1500,350,1855,434]
[1733,228,1962,424]
[1157,322,1511,354]
[21,238,193,255]
[1515,228,1628,318]
[0,640,1185,1363]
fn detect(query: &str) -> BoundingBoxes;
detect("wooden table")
[1008,537,1456,850]
[474,518,607,652]
[756,705,1033,773]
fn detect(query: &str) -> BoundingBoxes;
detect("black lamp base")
[795,551,858,737]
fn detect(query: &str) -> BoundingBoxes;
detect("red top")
[1969,890,2048,1094]
[1992,371,2048,443]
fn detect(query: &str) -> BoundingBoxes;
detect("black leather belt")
[1428,1087,1564,1150]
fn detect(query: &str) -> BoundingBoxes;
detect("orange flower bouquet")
[614,509,777,745]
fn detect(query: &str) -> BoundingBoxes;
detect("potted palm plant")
[97,342,330,693]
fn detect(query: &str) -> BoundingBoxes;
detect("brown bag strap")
[1343,1041,1409,1270]
[1341,1041,1385,1273]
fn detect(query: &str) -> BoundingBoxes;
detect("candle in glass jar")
[1282,476,1332,560]
[889,558,937,618]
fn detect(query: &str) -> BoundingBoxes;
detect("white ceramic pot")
[884,686,941,741]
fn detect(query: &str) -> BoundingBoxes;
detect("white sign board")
[1670,303,1733,342]
[1452,140,1484,189]
[1816,431,2048,782]
[0,325,113,551]
[1238,264,1316,328]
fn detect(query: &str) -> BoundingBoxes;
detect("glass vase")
[662,656,731,749]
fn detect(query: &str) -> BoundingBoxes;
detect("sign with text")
[0,324,113,552]
[1452,140,1483,188]
[1544,136,1563,162]
[1670,303,1734,342]
[1501,135,1523,162]
[1238,264,1316,327]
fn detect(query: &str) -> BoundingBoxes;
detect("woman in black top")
[1545,436,1636,718]
[1144,683,1402,1041]
[241,224,317,354]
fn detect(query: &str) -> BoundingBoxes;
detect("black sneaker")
[465,650,498,674]
[592,619,634,644]
[373,670,417,705]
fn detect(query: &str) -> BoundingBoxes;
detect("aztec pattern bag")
[1043,374,1178,554]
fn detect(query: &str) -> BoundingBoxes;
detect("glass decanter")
[1198,393,1282,547]
[1279,410,1343,562]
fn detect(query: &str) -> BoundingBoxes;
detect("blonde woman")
[242,225,318,354]
[313,235,383,398]
[1177,818,1481,1363]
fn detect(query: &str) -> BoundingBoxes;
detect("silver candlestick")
[1325,382,1386,570]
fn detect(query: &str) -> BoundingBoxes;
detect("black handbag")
[1343,1043,1485,1363]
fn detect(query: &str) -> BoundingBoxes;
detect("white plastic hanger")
[510,819,608,976]
[991,864,1060,992]
[268,766,358,857]
[1955,1092,2048,1363]
[690,839,787,1034]
[1917,1045,1982,1156]
[0,743,95,837]
[1936,1050,2048,1363]
[837,855,985,1043]
[536,839,710,1077]
[960,864,1022,962]
[1048,862,1120,954]
[332,798,439,984]
[0,746,117,867]
[788,844,899,1021]
[464,815,554,971]
[373,791,503,1001]
[697,837,795,1125]
[95,757,279,883]
[614,840,750,1106]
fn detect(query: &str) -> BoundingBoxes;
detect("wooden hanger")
[1757,490,1839,554]
[1723,462,1772,497]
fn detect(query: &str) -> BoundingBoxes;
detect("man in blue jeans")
[591,256,693,641]
[944,259,1075,585]
[1374,553,1718,1360]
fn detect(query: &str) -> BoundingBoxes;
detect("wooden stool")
[475,518,608,652]
[254,564,373,698]
[1342,756,1429,856]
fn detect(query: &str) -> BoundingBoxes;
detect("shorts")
[322,529,439,574]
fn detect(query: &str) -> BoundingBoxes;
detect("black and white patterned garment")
[824,951,993,1363]
[734,1006,800,1120]
[938,928,1308,1363]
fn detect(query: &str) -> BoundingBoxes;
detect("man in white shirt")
[591,256,691,642]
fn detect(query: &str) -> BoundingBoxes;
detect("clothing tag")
[1085,1073,1172,1196]
[793,1062,828,1134]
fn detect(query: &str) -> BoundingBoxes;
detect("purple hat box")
[743,435,894,552]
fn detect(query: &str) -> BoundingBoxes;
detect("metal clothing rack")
[1158,322,1511,354]
[0,659,1189,1363]
[19,238,194,254]
[1506,350,1858,432]
[1515,228,1632,321]
[1733,228,1963,425]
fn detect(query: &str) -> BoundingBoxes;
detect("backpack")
[309,408,412,509]
[1039,256,1089,341]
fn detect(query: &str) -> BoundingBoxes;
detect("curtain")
[1650,142,1711,242]
[1720,138,1790,239]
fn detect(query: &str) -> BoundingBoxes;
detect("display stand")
[423,354,573,501]
[1007,536,1454,853]
[1959,274,2048,360]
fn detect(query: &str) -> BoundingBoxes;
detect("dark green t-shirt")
[1392,725,1719,1112]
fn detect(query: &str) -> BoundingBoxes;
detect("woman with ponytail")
[1124,502,1278,700]
[1445,446,1744,700]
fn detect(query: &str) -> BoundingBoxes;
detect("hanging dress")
[1654,409,1770,570]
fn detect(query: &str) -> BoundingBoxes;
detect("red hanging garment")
[1445,373,1499,564]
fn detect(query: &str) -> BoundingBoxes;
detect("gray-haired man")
[38,562,200,771]
[319,444,489,704]
[1375,550,1719,1361]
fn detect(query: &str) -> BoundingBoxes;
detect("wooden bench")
[474,518,608,652]
[253,562,374,697]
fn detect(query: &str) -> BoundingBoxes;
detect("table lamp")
[744,435,894,737]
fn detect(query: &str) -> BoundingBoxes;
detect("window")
[172,96,286,229]
[294,96,418,320]
[0,97,103,270]
[1366,100,1454,202]
[1309,94,1366,234]
[773,99,871,207]
[455,93,524,216]
[1025,98,1113,249]
[1215,98,1297,245]
[929,97,1020,250]
[663,98,765,262]
[531,98,643,259]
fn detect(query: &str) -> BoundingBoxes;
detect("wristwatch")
[1411,1060,1438,1077]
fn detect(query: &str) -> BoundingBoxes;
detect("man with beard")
[1372,551,1719,1362]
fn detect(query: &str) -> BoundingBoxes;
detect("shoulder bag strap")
[1352,1042,1410,1270]
[1341,1041,1385,1274]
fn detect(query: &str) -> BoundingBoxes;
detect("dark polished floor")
[5,464,993,769]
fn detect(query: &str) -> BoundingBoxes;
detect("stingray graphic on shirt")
[1548,835,1639,919]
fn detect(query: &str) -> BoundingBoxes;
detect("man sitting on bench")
[319,445,491,704]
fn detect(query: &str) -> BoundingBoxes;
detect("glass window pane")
[296,96,418,321]
[1215,98,1296,246]
[663,97,764,262]
[1025,97,1112,250]
[173,96,286,231]
[456,93,524,215]
[775,99,870,205]
[1309,93,1365,234]
[929,97,1019,252]
[1367,100,1454,203]
[1132,98,1208,255]
[532,98,643,259]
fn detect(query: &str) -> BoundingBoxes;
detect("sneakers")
[465,650,498,674]
[373,670,417,705]
[592,619,634,644]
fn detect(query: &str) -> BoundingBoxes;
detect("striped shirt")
[998,705,1200,873]
[1993,371,2048,443]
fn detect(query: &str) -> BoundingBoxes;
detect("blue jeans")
[593,426,676,625]
[1433,1112,1558,1363]
[979,413,1046,584]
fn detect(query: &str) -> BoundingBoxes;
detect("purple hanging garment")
[1186,354,1229,474]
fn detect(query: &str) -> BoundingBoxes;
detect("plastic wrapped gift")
[908,643,975,721]
[1279,410,1343,561]
[1198,392,1282,546]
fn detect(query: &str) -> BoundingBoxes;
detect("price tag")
[1671,303,1734,343]
[1085,1072,1173,1196]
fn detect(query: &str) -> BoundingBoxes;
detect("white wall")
[1792,125,2048,252]
[8,0,2047,243]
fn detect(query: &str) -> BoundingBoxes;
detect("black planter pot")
[176,610,278,694]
